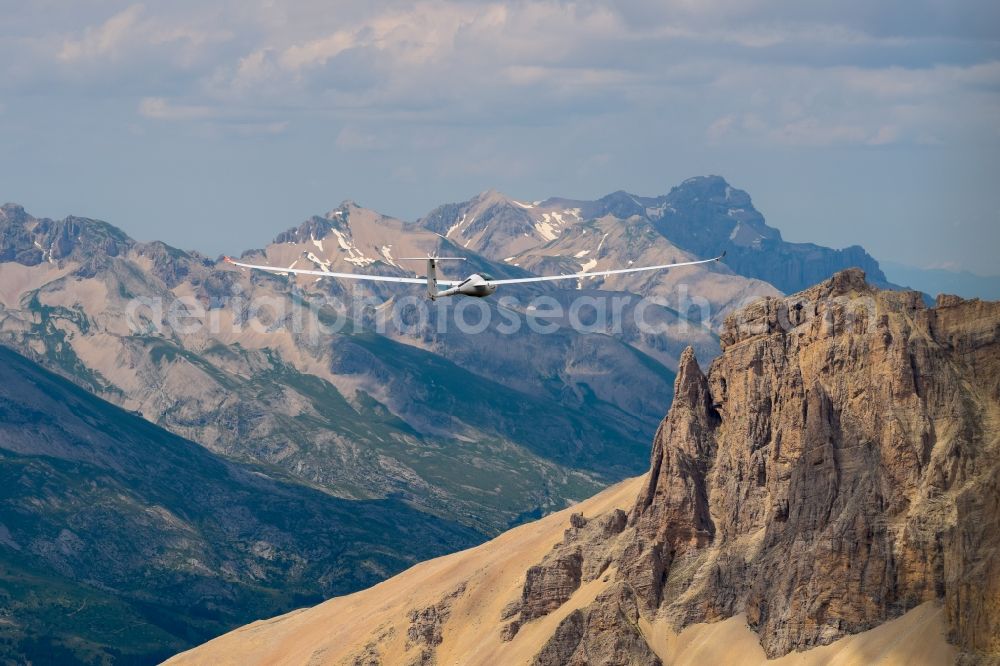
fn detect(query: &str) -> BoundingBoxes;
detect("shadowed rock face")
[532,584,662,666]
[515,270,999,663]
[501,509,629,641]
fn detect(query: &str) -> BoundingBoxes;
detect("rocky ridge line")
[513,269,999,664]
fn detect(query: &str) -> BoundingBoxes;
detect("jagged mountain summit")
[416,176,892,294]
[168,271,999,665]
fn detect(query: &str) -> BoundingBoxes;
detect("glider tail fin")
[427,258,438,299]
[399,256,465,300]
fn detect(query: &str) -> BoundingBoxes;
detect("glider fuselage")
[433,273,497,299]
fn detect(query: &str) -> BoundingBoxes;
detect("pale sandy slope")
[167,475,956,666]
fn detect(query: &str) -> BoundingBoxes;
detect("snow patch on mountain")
[596,232,610,253]
[331,229,377,267]
[331,229,351,252]
[576,257,599,289]
[535,217,559,242]
[305,252,331,272]
[445,213,469,239]
[535,209,580,242]
[33,240,53,264]
[380,245,399,268]
[646,204,675,219]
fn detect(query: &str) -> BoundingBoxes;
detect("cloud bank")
[1,0,997,273]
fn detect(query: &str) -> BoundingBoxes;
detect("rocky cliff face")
[517,269,999,663]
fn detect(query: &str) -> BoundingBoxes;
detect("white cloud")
[708,112,894,148]
[335,126,383,150]
[868,125,901,145]
[4,0,998,150]
[707,114,737,142]
[138,97,215,121]
[702,60,1000,147]
[771,118,869,146]
[280,31,357,71]
[205,1,633,106]
[56,3,232,68]
[137,96,289,135]
[58,5,144,63]
[227,120,289,135]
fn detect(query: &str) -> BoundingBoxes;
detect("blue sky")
[1,1,998,275]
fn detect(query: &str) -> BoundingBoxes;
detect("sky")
[1,0,998,275]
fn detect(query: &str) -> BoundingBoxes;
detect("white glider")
[223,252,726,300]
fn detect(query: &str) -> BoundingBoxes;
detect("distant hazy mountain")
[417,175,893,294]
[882,260,1000,301]
[0,346,479,665]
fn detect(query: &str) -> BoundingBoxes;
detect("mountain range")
[0,176,931,661]
[169,270,1000,666]
[418,176,892,296]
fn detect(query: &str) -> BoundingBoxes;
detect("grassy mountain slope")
[0,346,481,664]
